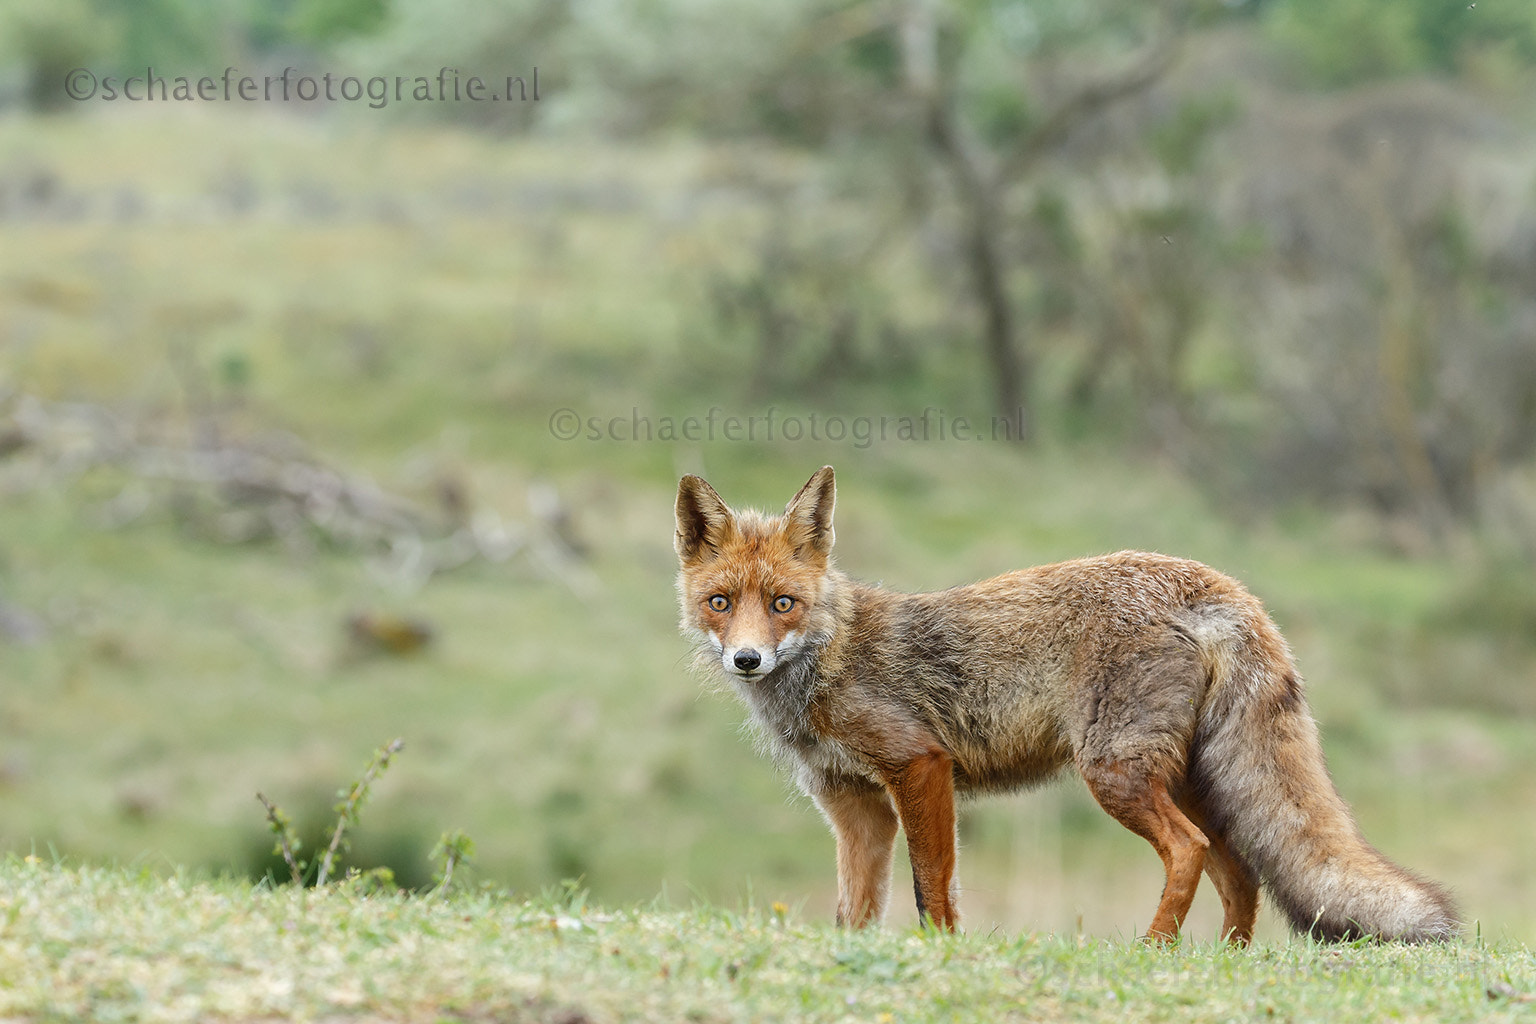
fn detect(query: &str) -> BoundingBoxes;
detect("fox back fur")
[674,466,1457,944]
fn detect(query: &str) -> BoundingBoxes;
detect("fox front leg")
[811,780,900,927]
[883,748,961,931]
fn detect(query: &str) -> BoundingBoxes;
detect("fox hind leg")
[1080,761,1209,943]
[1174,791,1259,945]
[1075,637,1215,941]
[811,779,900,928]
[1199,827,1259,945]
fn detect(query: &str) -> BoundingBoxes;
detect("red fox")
[674,466,1458,944]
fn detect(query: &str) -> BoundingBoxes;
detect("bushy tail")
[1189,623,1458,942]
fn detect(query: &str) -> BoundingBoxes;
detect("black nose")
[733,649,762,672]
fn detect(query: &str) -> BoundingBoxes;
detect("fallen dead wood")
[0,390,592,594]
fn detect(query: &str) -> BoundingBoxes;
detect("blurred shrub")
[340,0,567,129]
[1208,81,1536,527]
[277,0,389,46]
[107,0,235,72]
[1,0,398,108]
[0,0,117,109]
[348,0,861,136]
[1267,0,1536,86]
[696,197,924,397]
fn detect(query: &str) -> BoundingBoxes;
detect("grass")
[2,108,1536,947]
[3,859,1534,1024]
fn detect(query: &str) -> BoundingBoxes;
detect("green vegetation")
[258,737,407,887]
[0,8,1531,1024]
[1267,0,1536,86]
[3,859,1533,1023]
[2,112,1535,951]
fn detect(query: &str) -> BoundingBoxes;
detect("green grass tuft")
[2,859,1533,1024]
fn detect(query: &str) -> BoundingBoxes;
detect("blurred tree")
[898,0,1185,436]
[10,0,1526,533]
[365,0,1206,434]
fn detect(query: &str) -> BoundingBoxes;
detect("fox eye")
[708,595,730,612]
[772,595,796,613]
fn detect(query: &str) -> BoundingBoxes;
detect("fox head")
[675,466,838,680]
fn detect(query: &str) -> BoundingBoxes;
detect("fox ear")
[783,465,835,559]
[675,474,736,562]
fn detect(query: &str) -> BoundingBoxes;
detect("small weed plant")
[256,737,474,893]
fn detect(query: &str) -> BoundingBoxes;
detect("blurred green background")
[2,0,1534,943]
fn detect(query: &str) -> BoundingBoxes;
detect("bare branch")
[1000,30,1182,184]
[255,792,304,886]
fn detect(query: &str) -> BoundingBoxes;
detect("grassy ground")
[3,859,1534,1024]
[2,109,1536,945]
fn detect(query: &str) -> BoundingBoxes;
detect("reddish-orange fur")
[675,466,1458,943]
